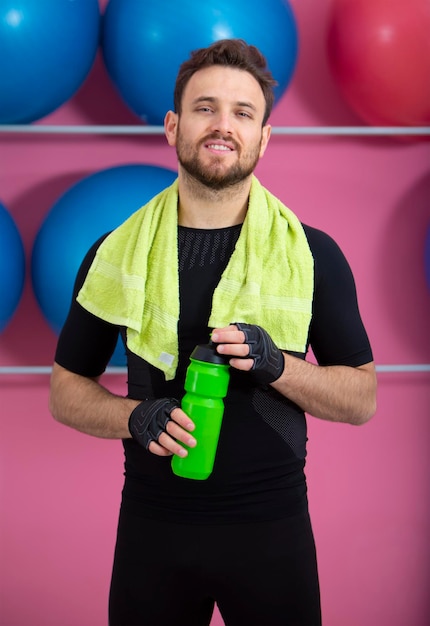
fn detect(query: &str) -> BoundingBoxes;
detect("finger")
[148,440,173,457]
[148,433,189,458]
[170,407,195,432]
[216,342,250,358]
[229,357,254,372]
[212,324,237,333]
[165,420,197,448]
[211,328,245,345]
[157,431,193,458]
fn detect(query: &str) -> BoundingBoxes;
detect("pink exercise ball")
[327,0,430,126]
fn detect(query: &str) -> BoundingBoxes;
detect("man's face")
[165,66,271,190]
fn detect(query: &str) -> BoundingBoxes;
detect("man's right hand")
[128,398,197,458]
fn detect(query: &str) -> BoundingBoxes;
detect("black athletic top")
[55,224,373,524]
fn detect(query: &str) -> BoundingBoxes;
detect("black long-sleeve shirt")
[55,223,373,523]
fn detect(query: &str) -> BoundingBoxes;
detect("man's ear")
[259,124,272,158]
[164,110,178,146]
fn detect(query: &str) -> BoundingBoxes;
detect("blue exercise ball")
[31,164,178,365]
[0,0,100,123]
[0,202,25,332]
[102,0,298,125]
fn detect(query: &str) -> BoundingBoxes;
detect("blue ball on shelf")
[31,164,178,365]
[0,202,25,332]
[101,0,298,125]
[0,0,100,123]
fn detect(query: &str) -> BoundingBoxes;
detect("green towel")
[77,176,314,380]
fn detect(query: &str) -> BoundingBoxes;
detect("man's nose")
[209,111,233,135]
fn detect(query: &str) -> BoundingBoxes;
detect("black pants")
[109,507,321,626]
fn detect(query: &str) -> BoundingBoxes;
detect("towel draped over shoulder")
[77,176,314,380]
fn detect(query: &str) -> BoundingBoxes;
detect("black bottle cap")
[190,342,230,365]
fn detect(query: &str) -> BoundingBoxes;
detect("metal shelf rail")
[1,125,430,136]
[0,364,429,375]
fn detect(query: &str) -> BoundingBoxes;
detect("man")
[50,39,377,626]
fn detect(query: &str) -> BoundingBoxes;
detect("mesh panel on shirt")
[252,388,307,460]
[178,225,241,272]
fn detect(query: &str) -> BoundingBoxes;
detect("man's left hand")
[211,323,285,385]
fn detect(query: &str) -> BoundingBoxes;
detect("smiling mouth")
[206,143,233,152]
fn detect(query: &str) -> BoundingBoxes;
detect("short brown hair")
[174,39,277,125]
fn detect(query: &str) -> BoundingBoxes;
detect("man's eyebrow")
[236,100,257,112]
[191,96,257,112]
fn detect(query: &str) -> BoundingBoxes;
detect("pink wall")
[1,1,429,625]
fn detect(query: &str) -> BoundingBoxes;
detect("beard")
[175,129,262,191]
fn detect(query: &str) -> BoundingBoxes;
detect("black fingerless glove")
[234,322,285,385]
[128,398,180,449]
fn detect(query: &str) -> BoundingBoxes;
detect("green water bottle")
[171,342,230,480]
